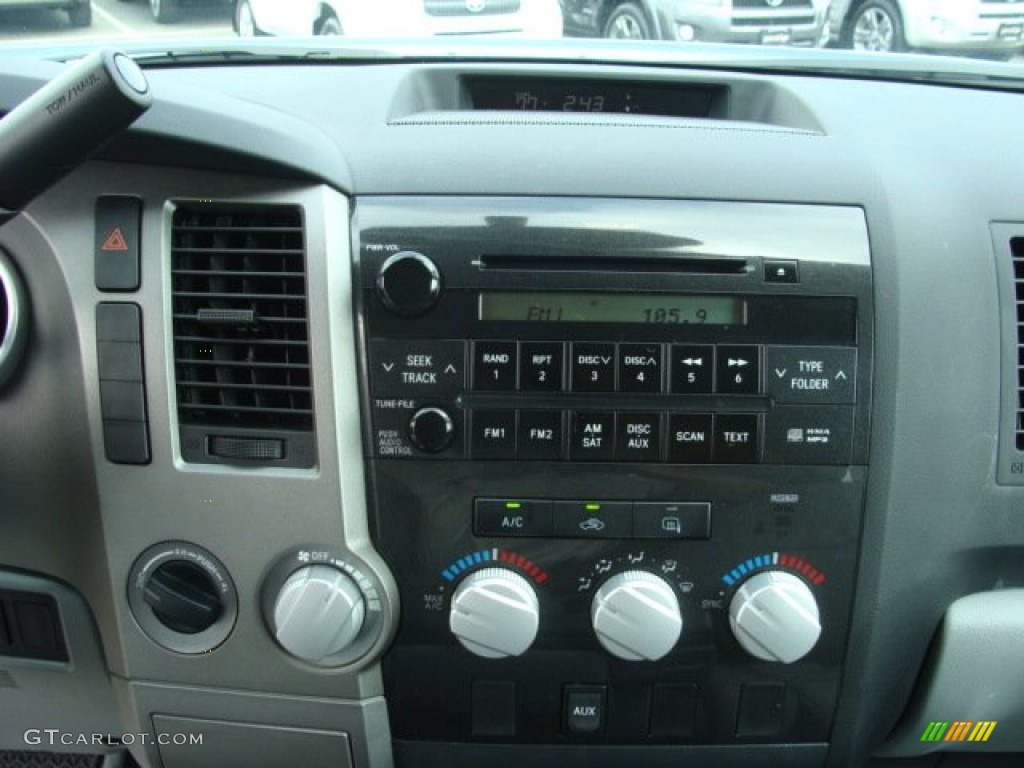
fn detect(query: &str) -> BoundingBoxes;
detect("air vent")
[171,204,315,468]
[0,249,28,391]
[1013,237,1024,451]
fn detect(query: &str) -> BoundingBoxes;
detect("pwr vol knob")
[450,568,540,658]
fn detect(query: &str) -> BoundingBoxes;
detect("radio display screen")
[478,292,747,325]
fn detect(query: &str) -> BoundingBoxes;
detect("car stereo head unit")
[355,197,872,753]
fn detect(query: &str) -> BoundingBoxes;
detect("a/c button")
[474,499,553,537]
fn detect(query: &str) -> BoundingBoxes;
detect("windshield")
[0,0,1021,83]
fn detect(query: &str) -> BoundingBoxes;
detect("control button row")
[471,410,760,464]
[473,681,706,739]
[473,340,762,395]
[370,338,856,405]
[96,303,150,465]
[473,499,711,540]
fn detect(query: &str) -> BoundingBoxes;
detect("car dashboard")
[0,42,1023,768]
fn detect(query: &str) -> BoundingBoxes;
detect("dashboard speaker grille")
[171,204,315,466]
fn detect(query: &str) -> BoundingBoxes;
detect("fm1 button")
[714,414,759,463]
[474,499,553,537]
[471,410,516,460]
[565,685,606,735]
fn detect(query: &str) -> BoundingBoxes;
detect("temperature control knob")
[591,571,682,661]
[729,570,821,664]
[449,568,539,659]
[272,564,366,663]
[377,251,441,316]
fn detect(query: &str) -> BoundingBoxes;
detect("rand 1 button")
[619,343,663,393]
[553,500,632,538]
[521,342,564,391]
[667,414,713,463]
[474,499,553,537]
[570,412,616,461]
[571,343,616,392]
[616,413,661,462]
[370,339,465,398]
[765,346,857,404]
[633,502,710,539]
[518,410,564,461]
[671,345,713,394]
[764,405,854,465]
[474,340,518,391]
[471,410,517,459]
[713,414,760,463]
[716,345,760,395]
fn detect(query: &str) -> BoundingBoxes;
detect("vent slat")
[171,203,313,435]
[1013,242,1024,450]
[176,358,309,371]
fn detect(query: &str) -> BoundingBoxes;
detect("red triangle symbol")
[102,227,129,252]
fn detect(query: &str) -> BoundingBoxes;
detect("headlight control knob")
[449,568,540,659]
[376,251,441,316]
[272,564,366,663]
[729,570,821,663]
[591,570,682,661]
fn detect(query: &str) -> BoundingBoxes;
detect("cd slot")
[478,255,750,275]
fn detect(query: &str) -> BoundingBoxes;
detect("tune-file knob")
[591,570,682,661]
[729,570,821,663]
[449,568,540,659]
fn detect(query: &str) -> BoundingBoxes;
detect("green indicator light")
[585,503,601,511]
[505,502,522,510]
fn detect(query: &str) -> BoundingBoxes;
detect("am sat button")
[570,412,615,461]
[474,499,553,537]
[633,502,710,539]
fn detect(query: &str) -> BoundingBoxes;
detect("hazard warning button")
[95,196,141,291]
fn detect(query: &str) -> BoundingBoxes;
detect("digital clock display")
[479,292,746,325]
[465,77,721,118]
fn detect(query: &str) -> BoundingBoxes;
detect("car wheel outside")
[603,3,652,40]
[845,0,906,52]
[151,0,180,24]
[235,0,258,36]
[68,1,92,26]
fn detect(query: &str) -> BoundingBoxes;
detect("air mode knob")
[729,570,821,664]
[449,568,540,659]
[376,251,441,316]
[591,571,682,661]
[272,564,366,663]
[143,560,223,635]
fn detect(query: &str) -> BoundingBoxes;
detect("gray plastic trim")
[0,248,28,390]
[878,589,1024,756]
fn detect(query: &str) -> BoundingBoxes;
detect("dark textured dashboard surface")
[0,48,1021,768]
